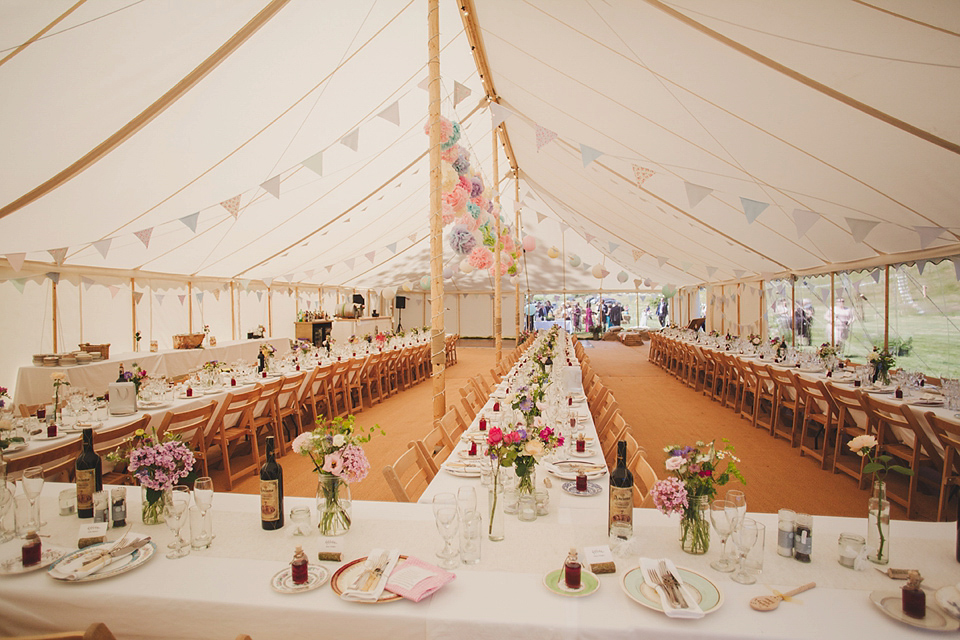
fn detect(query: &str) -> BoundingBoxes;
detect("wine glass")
[432,494,457,558]
[192,477,214,547]
[21,466,44,531]
[0,481,14,543]
[457,487,477,518]
[434,506,460,569]
[726,489,746,523]
[163,486,191,559]
[731,517,760,584]
[709,499,738,572]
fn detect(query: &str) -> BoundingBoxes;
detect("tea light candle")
[837,533,864,568]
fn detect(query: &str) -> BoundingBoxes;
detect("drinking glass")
[432,493,457,556]
[0,481,13,543]
[709,499,737,572]
[459,509,481,565]
[457,487,477,518]
[726,489,746,523]
[21,466,44,531]
[192,477,214,548]
[434,506,459,569]
[731,518,760,584]
[163,486,191,559]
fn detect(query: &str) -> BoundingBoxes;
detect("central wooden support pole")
[230,281,236,340]
[188,281,193,333]
[131,277,137,351]
[515,178,521,338]
[493,123,502,364]
[428,0,446,425]
[51,279,58,353]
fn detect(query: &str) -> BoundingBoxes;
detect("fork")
[362,551,390,592]
[647,569,678,608]
[658,560,688,608]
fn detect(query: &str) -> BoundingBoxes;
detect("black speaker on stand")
[395,295,406,331]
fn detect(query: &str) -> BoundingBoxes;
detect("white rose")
[523,439,545,459]
[847,434,877,455]
[332,434,346,447]
[665,456,685,471]
[50,372,67,382]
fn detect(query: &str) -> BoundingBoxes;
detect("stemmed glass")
[163,486,191,559]
[192,477,214,548]
[21,466,45,531]
[726,489,746,522]
[456,487,476,519]
[432,493,458,561]
[0,480,13,543]
[434,506,460,570]
[731,517,760,584]
[709,499,738,572]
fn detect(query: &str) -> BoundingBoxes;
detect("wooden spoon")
[750,582,816,611]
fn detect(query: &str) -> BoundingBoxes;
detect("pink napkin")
[384,556,455,602]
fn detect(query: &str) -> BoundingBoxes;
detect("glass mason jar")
[316,474,352,537]
[680,494,711,555]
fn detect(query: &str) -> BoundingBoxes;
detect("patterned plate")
[0,548,68,575]
[561,481,603,497]
[271,564,329,594]
[621,566,723,615]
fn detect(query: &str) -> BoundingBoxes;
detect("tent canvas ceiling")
[1,0,959,296]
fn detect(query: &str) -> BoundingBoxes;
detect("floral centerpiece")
[651,440,744,554]
[292,415,383,536]
[202,360,221,373]
[816,343,837,359]
[124,428,196,524]
[119,363,148,394]
[747,334,763,347]
[0,386,24,451]
[259,344,276,372]
[51,372,70,423]
[868,348,895,386]
[510,384,544,423]
[848,434,912,564]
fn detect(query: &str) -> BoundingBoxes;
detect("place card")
[78,522,108,549]
[317,536,344,562]
[582,545,616,574]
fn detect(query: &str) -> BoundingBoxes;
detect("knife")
[80,537,152,569]
[362,551,391,592]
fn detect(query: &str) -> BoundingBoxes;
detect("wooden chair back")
[632,453,660,508]
[924,411,960,521]
[156,400,219,478]
[382,445,433,502]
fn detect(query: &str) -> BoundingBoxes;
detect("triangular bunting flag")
[417,77,430,91]
[260,176,281,199]
[178,294,186,306]
[453,81,471,108]
[304,269,315,278]
[733,269,746,279]
[386,242,398,254]
[344,258,355,270]
[609,241,620,253]
[408,233,417,244]
[558,221,569,234]
[760,271,776,281]
[632,165,655,188]
[600,268,610,278]
[681,261,692,272]
[684,182,713,209]
[6,253,25,272]
[213,289,220,301]
[871,268,881,284]
[580,144,603,168]
[340,129,359,152]
[846,218,880,244]
[706,266,718,279]
[238,279,251,291]
[490,103,512,127]
[740,198,768,224]
[92,239,111,258]
[535,212,547,224]
[917,259,927,276]
[81,277,95,290]
[302,150,324,176]
[256,290,263,302]
[377,100,401,126]
[180,212,200,232]
[195,292,204,304]
[155,293,165,305]
[365,250,376,264]
[534,124,558,151]
[220,195,241,218]
[914,225,946,249]
[262,277,273,288]
[134,227,153,248]
[11,278,26,293]
[792,209,821,239]
[632,249,643,262]
[325,265,333,273]
[46,272,60,284]
[656,256,668,268]
[952,257,960,281]
[48,248,67,265]
[584,233,596,244]
[108,286,120,298]
[133,291,143,304]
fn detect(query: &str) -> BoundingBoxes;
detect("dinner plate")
[458,451,485,461]
[0,548,68,575]
[561,481,603,497]
[869,591,959,631]
[271,564,330,594]
[621,566,723,615]
[1,441,28,453]
[330,556,406,603]
[910,399,944,407]
[546,461,607,480]
[48,541,157,582]
[442,465,481,478]
[935,585,960,620]
[137,401,172,410]
[865,387,895,395]
[543,569,599,597]
[31,432,67,442]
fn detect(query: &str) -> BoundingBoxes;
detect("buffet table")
[12,338,291,407]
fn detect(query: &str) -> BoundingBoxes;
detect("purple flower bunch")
[0,386,8,409]
[651,476,689,515]
[129,439,195,492]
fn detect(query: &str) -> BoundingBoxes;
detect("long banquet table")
[1,333,958,639]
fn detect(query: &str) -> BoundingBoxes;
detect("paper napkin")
[340,549,401,602]
[639,557,704,619]
[385,556,456,602]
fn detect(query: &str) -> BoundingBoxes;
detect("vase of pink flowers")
[126,429,196,525]
[292,415,383,536]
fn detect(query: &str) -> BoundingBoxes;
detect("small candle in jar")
[469,441,478,456]
[576,472,588,493]
[47,422,58,438]
[777,509,796,557]
[21,530,41,567]
[837,533,864,568]
[291,546,309,585]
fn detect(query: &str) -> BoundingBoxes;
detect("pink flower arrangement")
[292,414,383,484]
[129,437,196,492]
[651,476,688,515]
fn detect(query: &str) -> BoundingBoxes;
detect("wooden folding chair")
[924,411,960,521]
[343,357,364,413]
[94,414,151,485]
[633,453,660,508]
[382,445,434,502]
[209,386,263,490]
[156,400,219,479]
[440,406,466,443]
[5,438,82,481]
[411,420,455,476]
[749,362,777,431]
[251,377,284,455]
[302,364,334,424]
[768,367,803,446]
[796,377,838,469]
[5,622,118,640]
[359,353,382,406]
[327,360,352,417]
[276,371,307,444]
[826,382,871,483]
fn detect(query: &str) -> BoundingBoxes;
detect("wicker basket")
[173,333,205,349]
[78,343,110,359]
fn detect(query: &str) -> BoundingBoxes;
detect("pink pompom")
[441,145,459,164]
[441,201,455,225]
[468,246,494,270]
[443,186,469,213]
[522,235,537,252]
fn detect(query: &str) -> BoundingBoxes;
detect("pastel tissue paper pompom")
[443,186,469,213]
[420,275,431,290]
[617,271,629,283]
[441,200,456,226]
[470,176,484,198]
[442,266,454,279]
[547,246,560,259]
[455,213,480,232]
[467,201,483,220]
[468,246,494,270]
[441,145,460,164]
[453,148,470,175]
[448,224,477,255]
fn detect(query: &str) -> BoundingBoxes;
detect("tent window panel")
[835,272,885,365]
[889,261,960,378]
[795,274,831,349]
[765,279,792,342]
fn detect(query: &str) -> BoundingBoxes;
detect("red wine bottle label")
[260,480,280,522]
[76,469,96,511]
[609,486,633,527]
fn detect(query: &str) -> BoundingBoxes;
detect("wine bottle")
[608,440,633,537]
[116,364,125,382]
[260,436,284,530]
[257,350,266,374]
[75,428,102,519]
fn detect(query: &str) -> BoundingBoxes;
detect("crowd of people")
[524,298,630,334]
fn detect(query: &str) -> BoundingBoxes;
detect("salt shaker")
[777,509,795,557]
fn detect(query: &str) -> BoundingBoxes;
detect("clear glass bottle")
[563,548,581,589]
[777,509,796,557]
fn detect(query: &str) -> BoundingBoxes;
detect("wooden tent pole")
[515,178,522,336]
[267,287,273,336]
[78,280,83,344]
[428,0,445,425]
[51,279,58,353]
[884,265,890,350]
[131,277,137,351]
[188,281,193,333]
[830,273,836,347]
[493,122,502,364]
[230,281,236,340]
[790,277,796,346]
[295,286,300,317]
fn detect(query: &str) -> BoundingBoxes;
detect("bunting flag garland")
[846,217,880,244]
[377,100,401,126]
[6,253,25,272]
[684,182,713,209]
[417,77,430,91]
[733,269,746,279]
[304,269,315,278]
[260,176,281,199]
[490,102,512,127]
[656,256,668,268]
[11,278,26,293]
[952,257,960,280]
[155,293,165,305]
[740,198,768,224]
[580,144,603,168]
[92,239,111,258]
[632,165,655,188]
[82,277,95,290]
[180,212,200,232]
[914,225,946,249]
[453,81,471,107]
[340,128,359,152]
[302,150,324,176]
[365,250,376,264]
[48,248,67,265]
[792,209,821,239]
[178,294,186,305]
[238,279,251,291]
[870,268,881,284]
[558,221,569,234]
[134,228,153,249]
[609,241,620,253]
[108,285,120,298]
[917,259,927,276]
[632,249,643,262]
[195,292,204,304]
[705,266,718,279]
[535,212,547,224]
[325,265,333,273]
[344,258,355,270]
[584,232,596,244]
[386,242,397,254]
[220,195,241,218]
[133,291,143,304]
[256,291,263,302]
[46,272,60,284]
[262,277,273,288]
[535,124,558,151]
[408,233,417,244]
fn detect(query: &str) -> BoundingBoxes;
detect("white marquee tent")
[1,0,959,390]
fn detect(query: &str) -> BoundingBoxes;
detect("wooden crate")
[78,343,110,359]
[173,333,205,349]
